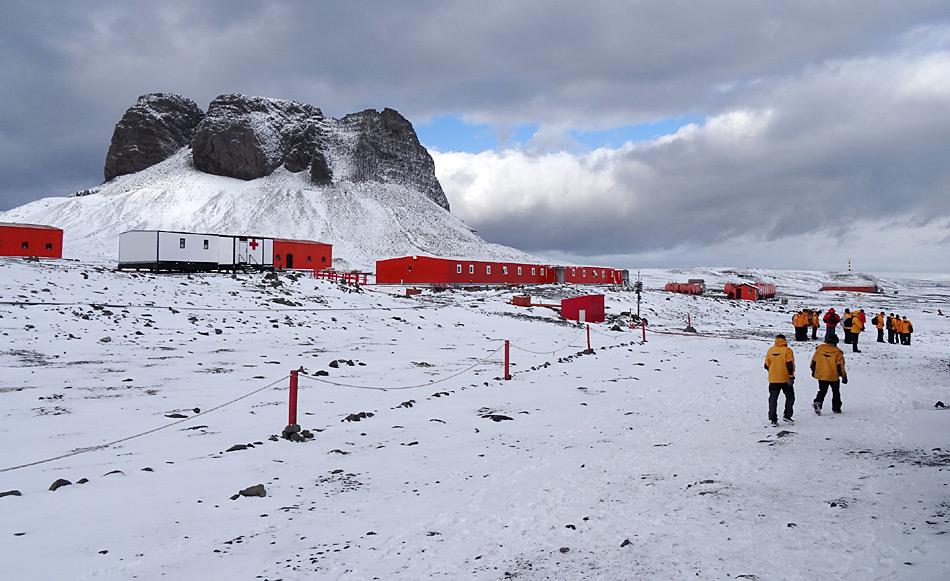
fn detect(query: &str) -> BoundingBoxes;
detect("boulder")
[191,94,323,180]
[104,93,204,181]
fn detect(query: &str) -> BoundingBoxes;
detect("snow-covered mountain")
[0,93,532,270]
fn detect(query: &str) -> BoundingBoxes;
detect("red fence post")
[288,370,299,426]
[586,324,592,353]
[642,320,647,343]
[504,340,511,380]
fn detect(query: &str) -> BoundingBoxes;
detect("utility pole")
[634,270,643,319]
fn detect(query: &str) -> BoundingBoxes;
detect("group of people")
[791,308,913,353]
[769,305,915,427]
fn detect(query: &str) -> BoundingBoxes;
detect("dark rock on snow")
[104,93,205,181]
[239,484,267,498]
[49,479,72,491]
[0,490,23,498]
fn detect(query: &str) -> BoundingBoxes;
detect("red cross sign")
[248,239,259,250]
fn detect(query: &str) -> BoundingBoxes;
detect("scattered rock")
[620,538,632,548]
[49,479,71,492]
[141,467,154,472]
[936,401,946,409]
[102,470,124,477]
[239,484,266,498]
[559,547,570,554]
[343,412,374,422]
[481,414,513,422]
[226,444,249,452]
[0,490,22,498]
[99,336,112,343]
[165,413,188,419]
[76,478,89,485]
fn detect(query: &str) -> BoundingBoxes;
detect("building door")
[237,238,249,264]
[555,267,566,284]
[286,254,294,269]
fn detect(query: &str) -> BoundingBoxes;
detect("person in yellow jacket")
[811,310,821,340]
[764,334,795,426]
[873,311,886,343]
[900,316,913,345]
[850,310,864,353]
[810,334,848,414]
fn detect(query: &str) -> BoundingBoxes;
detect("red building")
[0,222,63,259]
[560,295,605,323]
[273,239,332,271]
[375,255,628,286]
[724,282,777,301]
[664,281,705,295]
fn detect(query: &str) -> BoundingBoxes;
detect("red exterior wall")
[376,256,556,285]
[561,295,605,323]
[562,265,623,284]
[664,282,704,295]
[273,239,332,270]
[0,223,63,258]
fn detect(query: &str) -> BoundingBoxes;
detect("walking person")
[811,310,821,340]
[810,335,848,414]
[843,309,854,344]
[886,313,896,344]
[823,308,841,342]
[874,311,885,343]
[851,310,864,353]
[764,334,796,427]
[900,316,913,345]
[894,314,905,345]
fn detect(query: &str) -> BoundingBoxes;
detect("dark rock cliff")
[104,93,204,181]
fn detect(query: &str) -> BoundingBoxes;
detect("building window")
[593,270,598,277]
[179,238,186,249]
[203,239,209,250]
[502,266,508,275]
[321,256,326,263]
[531,267,536,275]
[21,241,28,249]
[517,267,523,275]
[408,265,413,271]
[572,268,576,276]
[457,264,462,274]
[582,270,587,277]
[602,270,606,278]
[541,268,545,276]
[486,265,491,275]
[307,256,312,263]
[469,264,474,274]
[45,243,53,250]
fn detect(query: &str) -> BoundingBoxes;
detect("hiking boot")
[813,402,822,415]
[832,409,842,414]
[783,416,794,423]
[770,419,779,427]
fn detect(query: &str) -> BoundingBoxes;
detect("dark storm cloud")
[2,0,949,210]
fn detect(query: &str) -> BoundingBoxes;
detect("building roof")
[120,230,329,245]
[0,222,62,231]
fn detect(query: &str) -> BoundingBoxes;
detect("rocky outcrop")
[337,108,450,210]
[104,93,204,181]
[191,94,323,180]
[105,93,450,210]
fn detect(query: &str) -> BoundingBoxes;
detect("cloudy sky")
[2,1,949,272]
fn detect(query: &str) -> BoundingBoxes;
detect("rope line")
[0,300,428,313]
[0,374,289,473]
[299,344,506,391]
[509,328,586,355]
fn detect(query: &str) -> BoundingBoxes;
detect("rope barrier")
[0,374,289,473]
[0,300,429,313]
[298,344,506,391]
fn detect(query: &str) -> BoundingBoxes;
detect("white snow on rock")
[0,149,535,271]
[0,258,948,579]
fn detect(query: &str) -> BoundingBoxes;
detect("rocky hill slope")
[0,93,524,269]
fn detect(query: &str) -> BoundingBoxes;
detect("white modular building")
[118,230,275,271]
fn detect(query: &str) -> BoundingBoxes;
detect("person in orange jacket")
[810,334,848,414]
[900,316,913,345]
[764,334,796,426]
[873,311,885,343]
[851,310,864,353]
[811,310,821,340]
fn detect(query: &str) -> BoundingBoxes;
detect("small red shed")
[560,295,605,323]
[0,222,63,259]
[725,282,776,301]
[273,239,332,271]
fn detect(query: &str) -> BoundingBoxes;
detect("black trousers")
[844,329,853,344]
[877,328,884,342]
[794,326,808,341]
[768,382,795,422]
[811,326,818,339]
[887,329,896,343]
[852,333,860,351]
[824,328,837,342]
[900,333,911,345]
[814,380,841,413]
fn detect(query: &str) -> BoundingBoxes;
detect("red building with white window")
[375,255,628,286]
[0,222,63,259]
[273,239,332,271]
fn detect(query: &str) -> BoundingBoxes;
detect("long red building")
[375,255,628,286]
[0,222,63,259]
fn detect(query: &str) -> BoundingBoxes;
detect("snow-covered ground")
[1,258,948,580]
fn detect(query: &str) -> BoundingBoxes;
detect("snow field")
[0,258,948,580]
